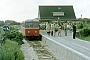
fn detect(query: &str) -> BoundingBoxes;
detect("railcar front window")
[25,23,33,28]
[33,23,39,28]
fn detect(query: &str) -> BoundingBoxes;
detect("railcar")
[21,19,41,40]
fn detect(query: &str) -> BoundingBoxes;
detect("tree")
[0,21,5,26]
[9,21,20,25]
[6,27,24,45]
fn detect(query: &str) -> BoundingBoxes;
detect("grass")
[79,36,90,42]
[0,40,24,60]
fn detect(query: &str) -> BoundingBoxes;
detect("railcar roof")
[23,19,39,23]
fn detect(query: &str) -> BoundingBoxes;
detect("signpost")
[1,25,9,45]
[3,25,9,32]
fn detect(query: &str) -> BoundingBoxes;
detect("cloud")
[38,0,56,5]
[0,0,90,22]
[0,0,38,22]
[72,0,90,18]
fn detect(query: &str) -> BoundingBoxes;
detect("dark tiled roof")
[39,5,76,20]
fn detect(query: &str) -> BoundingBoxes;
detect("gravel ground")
[20,40,39,60]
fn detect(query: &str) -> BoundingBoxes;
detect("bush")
[6,27,24,45]
[80,27,90,37]
[80,36,90,41]
[0,40,24,60]
[77,23,83,29]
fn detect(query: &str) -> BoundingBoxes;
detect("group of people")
[46,22,76,39]
[46,22,62,36]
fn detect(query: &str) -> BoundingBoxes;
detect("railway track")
[27,40,57,60]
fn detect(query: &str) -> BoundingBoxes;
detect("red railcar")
[22,19,41,40]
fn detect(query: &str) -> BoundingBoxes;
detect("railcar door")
[33,22,39,36]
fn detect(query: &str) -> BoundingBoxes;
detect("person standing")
[58,25,61,36]
[50,23,54,36]
[64,23,67,36]
[73,23,76,39]
[53,23,56,36]
[46,23,50,36]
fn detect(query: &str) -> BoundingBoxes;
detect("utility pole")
[81,14,82,19]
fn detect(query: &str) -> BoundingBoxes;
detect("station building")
[38,5,77,23]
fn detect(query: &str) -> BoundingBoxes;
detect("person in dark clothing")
[73,23,76,39]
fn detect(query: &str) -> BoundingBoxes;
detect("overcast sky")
[0,0,90,22]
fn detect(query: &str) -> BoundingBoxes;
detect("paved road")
[50,36,90,57]
[40,30,90,57]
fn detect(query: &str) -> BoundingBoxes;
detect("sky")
[0,0,90,22]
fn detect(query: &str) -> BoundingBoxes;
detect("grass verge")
[79,36,90,42]
[0,40,24,60]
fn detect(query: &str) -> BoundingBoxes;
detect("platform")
[40,30,90,60]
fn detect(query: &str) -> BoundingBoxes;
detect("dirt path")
[20,40,38,60]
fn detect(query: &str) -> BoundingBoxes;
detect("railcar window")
[25,23,33,28]
[33,23,39,28]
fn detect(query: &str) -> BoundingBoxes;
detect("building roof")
[38,5,76,21]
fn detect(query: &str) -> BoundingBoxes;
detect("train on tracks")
[21,19,41,40]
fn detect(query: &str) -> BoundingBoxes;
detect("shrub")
[77,23,83,29]
[80,27,90,37]
[0,40,24,60]
[6,27,24,45]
